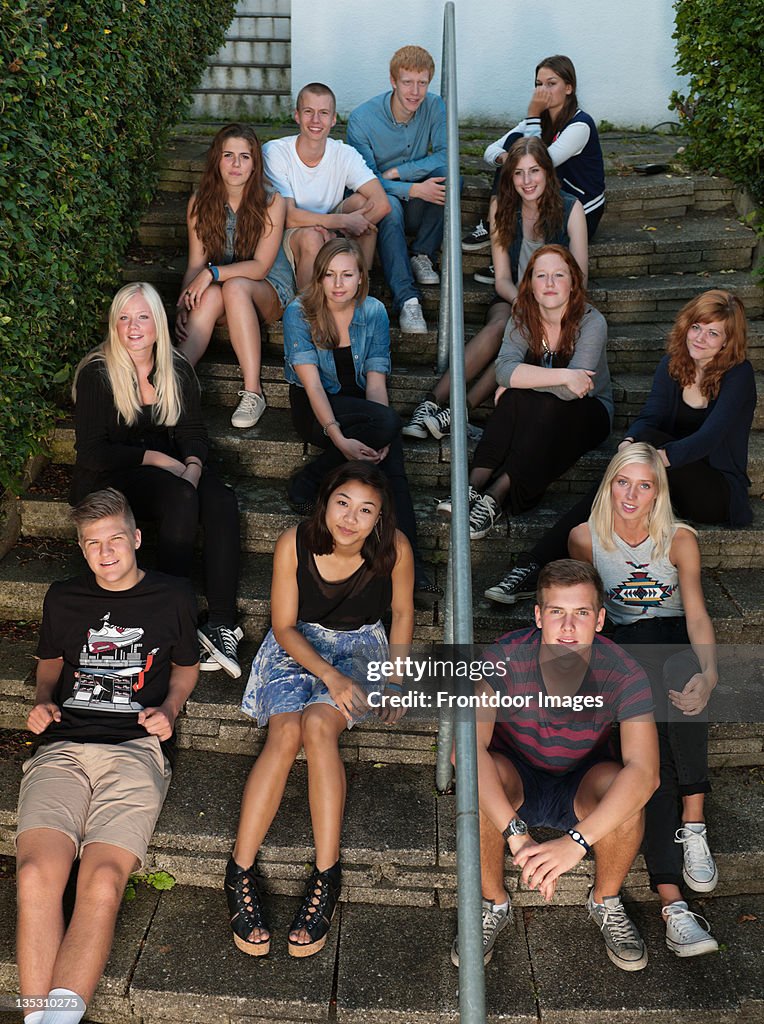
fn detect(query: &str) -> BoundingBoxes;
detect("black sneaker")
[198,623,242,679]
[474,264,495,286]
[484,559,540,605]
[461,219,491,252]
[199,625,243,671]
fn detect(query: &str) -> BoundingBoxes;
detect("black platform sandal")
[288,860,342,958]
[225,856,270,956]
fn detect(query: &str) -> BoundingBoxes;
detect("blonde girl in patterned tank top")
[569,443,721,959]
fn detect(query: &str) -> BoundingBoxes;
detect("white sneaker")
[436,485,481,517]
[399,298,428,334]
[403,399,439,439]
[231,390,266,429]
[410,254,440,285]
[675,824,719,892]
[662,901,719,957]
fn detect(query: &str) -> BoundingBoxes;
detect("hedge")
[0,0,236,489]
[671,0,764,204]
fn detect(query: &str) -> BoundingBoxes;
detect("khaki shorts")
[282,199,347,273]
[16,736,172,869]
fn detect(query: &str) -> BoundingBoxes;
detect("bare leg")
[575,762,644,901]
[233,713,303,867]
[432,302,511,407]
[177,286,225,365]
[479,751,525,902]
[289,703,347,945]
[289,227,333,290]
[221,277,280,394]
[657,882,684,908]
[682,793,705,822]
[16,830,77,1006]
[340,193,378,271]
[49,842,138,1003]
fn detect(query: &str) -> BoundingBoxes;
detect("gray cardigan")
[495,303,613,425]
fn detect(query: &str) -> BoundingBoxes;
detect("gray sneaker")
[451,897,512,967]
[410,253,440,285]
[587,890,647,971]
[399,297,428,334]
[231,390,266,429]
[403,399,440,439]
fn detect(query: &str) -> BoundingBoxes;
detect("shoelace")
[496,565,535,594]
[434,407,451,429]
[470,496,498,529]
[470,220,488,238]
[675,827,714,874]
[216,626,239,657]
[663,903,712,938]
[236,390,259,409]
[481,905,506,944]
[412,401,437,425]
[598,901,641,947]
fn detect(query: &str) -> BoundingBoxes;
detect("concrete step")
[188,91,291,121]
[136,194,755,280]
[0,746,762,901]
[5,499,764,643]
[222,14,291,39]
[122,244,763,325]
[198,63,290,92]
[212,38,290,64]
[0,875,759,1023]
[3,629,761,766]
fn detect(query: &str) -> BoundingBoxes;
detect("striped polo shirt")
[488,628,653,776]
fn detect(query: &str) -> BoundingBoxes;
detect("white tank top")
[588,519,685,625]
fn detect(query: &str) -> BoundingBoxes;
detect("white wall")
[291,0,687,127]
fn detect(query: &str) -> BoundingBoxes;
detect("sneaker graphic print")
[64,612,155,714]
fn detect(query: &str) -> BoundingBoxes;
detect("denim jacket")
[283,296,391,393]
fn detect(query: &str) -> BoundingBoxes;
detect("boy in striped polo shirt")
[452,559,659,973]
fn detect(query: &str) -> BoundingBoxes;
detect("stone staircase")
[0,127,762,1022]
[189,0,292,120]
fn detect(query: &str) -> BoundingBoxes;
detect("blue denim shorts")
[265,245,296,311]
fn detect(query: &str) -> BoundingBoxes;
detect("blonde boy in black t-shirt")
[15,489,198,1024]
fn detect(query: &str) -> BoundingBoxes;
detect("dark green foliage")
[671,0,764,202]
[0,0,236,489]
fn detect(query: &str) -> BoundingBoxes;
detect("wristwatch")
[502,816,529,840]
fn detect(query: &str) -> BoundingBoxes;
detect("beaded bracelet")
[322,419,340,436]
[567,828,591,854]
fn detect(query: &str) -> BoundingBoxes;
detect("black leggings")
[528,429,732,566]
[108,465,240,625]
[472,389,610,514]
[289,385,422,566]
[611,617,710,890]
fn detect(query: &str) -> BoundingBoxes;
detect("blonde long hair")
[73,282,184,426]
[589,443,695,562]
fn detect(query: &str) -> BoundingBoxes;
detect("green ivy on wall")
[0,0,236,489]
[671,0,764,204]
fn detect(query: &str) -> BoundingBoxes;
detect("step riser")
[222,14,291,39]
[188,93,290,120]
[199,64,290,92]
[212,38,290,64]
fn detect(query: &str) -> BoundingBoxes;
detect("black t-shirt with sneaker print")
[36,570,198,764]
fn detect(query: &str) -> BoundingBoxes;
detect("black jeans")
[473,389,610,514]
[109,465,240,625]
[528,430,732,567]
[289,386,422,568]
[612,616,710,890]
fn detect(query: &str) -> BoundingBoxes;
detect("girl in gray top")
[437,245,611,540]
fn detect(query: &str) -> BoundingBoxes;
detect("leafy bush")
[671,0,764,203]
[0,0,236,489]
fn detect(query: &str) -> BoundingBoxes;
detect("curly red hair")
[667,290,748,398]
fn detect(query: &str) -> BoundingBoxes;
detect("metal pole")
[435,550,455,792]
[440,4,486,1022]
